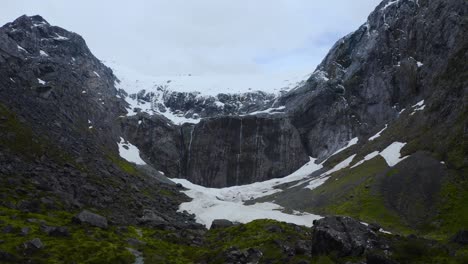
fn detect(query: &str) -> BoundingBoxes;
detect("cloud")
[1,0,382,75]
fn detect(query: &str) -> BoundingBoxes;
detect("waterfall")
[236,118,243,186]
[187,126,195,170]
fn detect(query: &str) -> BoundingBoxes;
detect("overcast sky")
[1,0,381,76]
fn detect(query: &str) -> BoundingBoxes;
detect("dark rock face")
[0,15,198,229]
[223,247,263,264]
[123,113,309,187]
[210,219,235,229]
[311,216,387,257]
[452,230,468,245]
[23,238,44,253]
[130,88,278,120]
[184,115,309,187]
[121,113,183,178]
[41,225,70,237]
[278,0,468,159]
[73,210,108,229]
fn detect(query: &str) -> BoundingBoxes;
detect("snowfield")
[171,158,324,228]
[117,137,147,165]
[107,61,310,124]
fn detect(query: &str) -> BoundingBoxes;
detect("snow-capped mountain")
[108,62,309,124]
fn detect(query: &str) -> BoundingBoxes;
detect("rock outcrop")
[278,0,468,159]
[0,15,198,228]
[311,216,388,257]
[123,113,309,187]
[73,210,108,229]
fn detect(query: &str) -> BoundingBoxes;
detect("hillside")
[0,0,467,263]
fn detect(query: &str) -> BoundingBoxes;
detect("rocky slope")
[0,14,199,228]
[277,0,467,159]
[0,0,467,262]
[116,0,467,188]
[249,0,467,244]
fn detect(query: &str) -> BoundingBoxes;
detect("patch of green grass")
[0,207,134,264]
[430,172,468,239]
[106,153,140,176]
[202,219,311,263]
[315,157,412,235]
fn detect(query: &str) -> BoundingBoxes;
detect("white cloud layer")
[1,0,381,75]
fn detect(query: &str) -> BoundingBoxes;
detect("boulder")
[0,250,16,262]
[224,247,263,264]
[23,238,44,254]
[41,225,70,237]
[311,216,384,257]
[211,219,235,229]
[20,227,30,236]
[73,210,108,229]
[451,230,468,245]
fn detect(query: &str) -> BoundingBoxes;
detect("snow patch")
[170,157,325,227]
[17,45,28,53]
[117,137,147,165]
[331,137,359,157]
[107,61,310,125]
[410,100,426,115]
[417,61,424,67]
[305,154,356,190]
[380,142,408,167]
[368,124,388,141]
[39,50,49,57]
[351,151,380,169]
[381,0,402,12]
[244,106,286,116]
[172,178,321,228]
[54,33,69,41]
[37,78,46,85]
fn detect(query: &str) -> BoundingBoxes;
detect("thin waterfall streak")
[187,126,195,169]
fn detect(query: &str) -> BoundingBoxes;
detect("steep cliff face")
[0,15,125,152]
[252,0,467,239]
[0,15,197,227]
[279,0,467,159]
[183,115,309,187]
[122,113,309,188]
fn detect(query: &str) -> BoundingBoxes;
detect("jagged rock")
[311,216,386,257]
[20,227,30,236]
[126,238,147,247]
[265,224,283,233]
[137,209,168,227]
[41,225,70,237]
[277,0,468,159]
[294,240,310,255]
[210,219,234,229]
[366,253,398,264]
[224,247,263,264]
[73,210,108,229]
[23,238,44,253]
[0,250,16,262]
[451,230,468,245]
[123,114,309,187]
[2,225,14,234]
[182,115,309,187]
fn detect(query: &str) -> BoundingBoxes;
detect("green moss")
[314,157,412,234]
[106,153,140,176]
[0,104,43,159]
[0,207,135,264]
[201,219,311,263]
[429,172,468,239]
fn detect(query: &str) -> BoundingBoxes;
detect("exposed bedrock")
[123,114,309,187]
